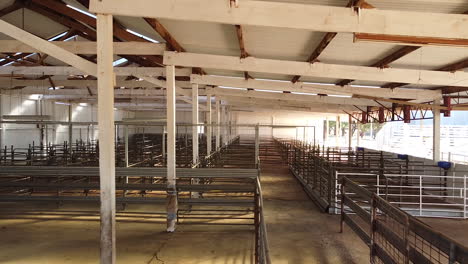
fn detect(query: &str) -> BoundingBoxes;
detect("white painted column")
[206,93,212,155]
[0,93,3,152]
[166,65,178,232]
[221,104,226,146]
[348,115,352,149]
[433,100,441,162]
[215,99,220,150]
[191,83,200,198]
[192,83,199,164]
[96,14,116,264]
[162,125,166,164]
[68,104,73,157]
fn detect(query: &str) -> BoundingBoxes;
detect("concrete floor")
[261,164,369,264]
[0,163,372,263]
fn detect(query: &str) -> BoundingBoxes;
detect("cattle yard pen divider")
[340,177,468,264]
[276,138,467,219]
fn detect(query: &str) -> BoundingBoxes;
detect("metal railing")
[441,152,468,165]
[340,177,468,264]
[255,178,271,264]
[378,174,467,219]
[334,172,467,219]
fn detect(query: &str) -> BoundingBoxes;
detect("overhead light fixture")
[125,29,159,43]
[66,4,97,19]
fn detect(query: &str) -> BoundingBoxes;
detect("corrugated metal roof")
[1,0,468,95]
[1,9,68,40]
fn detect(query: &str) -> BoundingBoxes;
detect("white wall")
[236,110,329,143]
[0,94,134,148]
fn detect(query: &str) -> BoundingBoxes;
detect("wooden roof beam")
[29,0,163,67]
[336,46,420,86]
[382,57,468,89]
[0,0,23,17]
[164,51,468,87]
[291,0,368,83]
[291,32,337,83]
[234,24,252,80]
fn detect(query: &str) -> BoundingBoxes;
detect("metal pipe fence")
[341,176,468,264]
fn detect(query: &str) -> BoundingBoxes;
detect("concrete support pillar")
[0,93,3,152]
[191,83,200,198]
[227,106,231,143]
[348,115,352,149]
[96,14,116,264]
[271,116,274,138]
[166,65,178,232]
[192,83,199,164]
[215,99,220,150]
[221,104,226,146]
[433,100,441,162]
[162,126,166,164]
[206,94,212,155]
[68,104,73,156]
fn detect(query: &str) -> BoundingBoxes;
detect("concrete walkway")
[261,163,369,264]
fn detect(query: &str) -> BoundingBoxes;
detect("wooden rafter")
[144,18,184,52]
[291,32,337,83]
[291,0,361,83]
[28,0,163,66]
[382,57,468,89]
[336,46,420,86]
[234,24,252,80]
[235,25,248,59]
[0,0,23,17]
[143,17,205,75]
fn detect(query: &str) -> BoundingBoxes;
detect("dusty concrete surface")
[0,162,372,264]
[0,215,253,264]
[261,164,370,264]
[420,218,468,245]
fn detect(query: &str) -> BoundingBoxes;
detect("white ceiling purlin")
[0,66,191,77]
[208,86,383,107]
[220,96,354,114]
[89,0,468,39]
[165,52,468,88]
[191,74,441,100]
[0,40,166,55]
[0,19,97,76]
[0,78,194,90]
